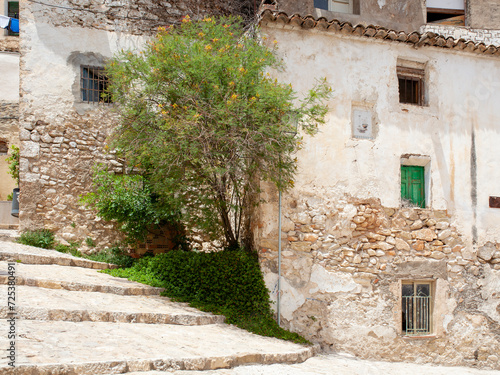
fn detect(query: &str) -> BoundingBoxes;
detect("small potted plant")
[6,145,19,217]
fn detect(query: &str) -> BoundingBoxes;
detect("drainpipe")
[277,189,282,326]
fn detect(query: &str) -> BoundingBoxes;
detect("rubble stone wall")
[257,188,500,369]
[18,2,156,249]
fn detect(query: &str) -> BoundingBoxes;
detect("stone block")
[395,238,410,251]
[21,141,40,158]
[438,229,452,240]
[478,243,495,261]
[304,233,318,242]
[430,251,446,260]
[410,220,424,230]
[413,228,437,242]
[291,241,312,252]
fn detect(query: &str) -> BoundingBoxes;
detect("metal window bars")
[81,65,111,104]
[402,284,432,336]
[397,66,425,106]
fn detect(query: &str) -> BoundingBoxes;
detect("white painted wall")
[427,0,465,10]
[0,51,18,102]
[262,26,500,248]
[21,19,148,119]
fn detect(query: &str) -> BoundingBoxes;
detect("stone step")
[0,241,117,269]
[0,285,224,325]
[0,261,162,296]
[0,320,317,374]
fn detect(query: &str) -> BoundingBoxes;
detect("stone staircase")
[0,241,316,374]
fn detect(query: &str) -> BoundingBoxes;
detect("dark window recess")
[81,65,111,104]
[402,282,432,336]
[7,1,19,36]
[314,0,329,10]
[398,67,424,106]
[0,141,8,155]
[427,8,464,26]
[490,196,500,208]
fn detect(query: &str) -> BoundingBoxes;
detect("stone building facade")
[256,10,500,370]
[18,0,247,248]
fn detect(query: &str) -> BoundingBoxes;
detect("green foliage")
[106,16,331,248]
[85,237,96,248]
[5,145,19,186]
[54,242,83,258]
[85,244,136,268]
[18,229,55,249]
[104,249,308,344]
[81,167,182,245]
[6,192,12,201]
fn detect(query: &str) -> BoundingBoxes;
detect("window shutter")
[401,166,425,208]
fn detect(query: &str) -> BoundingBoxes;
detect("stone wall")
[19,109,124,248]
[276,0,426,33]
[257,190,500,369]
[421,24,500,46]
[19,0,255,250]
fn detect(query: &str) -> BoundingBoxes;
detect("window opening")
[81,65,111,104]
[401,165,425,208]
[314,0,360,14]
[427,0,465,25]
[7,2,19,36]
[0,141,8,155]
[402,282,433,336]
[398,66,424,106]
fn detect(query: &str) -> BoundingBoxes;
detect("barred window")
[397,66,425,106]
[402,282,433,336]
[81,65,111,104]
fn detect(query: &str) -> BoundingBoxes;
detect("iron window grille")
[81,65,111,104]
[402,282,433,336]
[397,66,425,106]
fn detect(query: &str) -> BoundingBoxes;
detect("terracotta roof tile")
[259,10,500,58]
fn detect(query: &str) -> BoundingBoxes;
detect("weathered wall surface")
[19,0,255,249]
[0,37,19,201]
[468,0,500,29]
[19,1,153,247]
[276,0,425,33]
[256,24,500,369]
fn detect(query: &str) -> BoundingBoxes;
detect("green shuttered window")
[401,165,425,208]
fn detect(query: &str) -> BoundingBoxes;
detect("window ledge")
[402,335,436,339]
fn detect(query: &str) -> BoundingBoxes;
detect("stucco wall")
[468,0,500,29]
[277,0,426,33]
[256,24,500,369]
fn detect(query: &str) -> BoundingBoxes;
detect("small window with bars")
[81,65,111,104]
[402,282,433,336]
[7,1,19,36]
[397,66,425,106]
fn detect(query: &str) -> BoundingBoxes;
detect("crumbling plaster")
[256,25,500,369]
[18,3,150,246]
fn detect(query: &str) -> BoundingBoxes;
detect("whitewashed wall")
[256,24,500,369]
